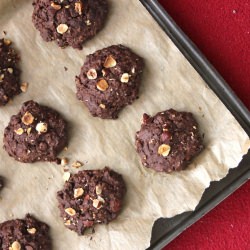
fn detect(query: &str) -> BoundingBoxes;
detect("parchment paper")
[0,0,249,249]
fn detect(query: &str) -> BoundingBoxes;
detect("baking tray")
[140,0,250,249]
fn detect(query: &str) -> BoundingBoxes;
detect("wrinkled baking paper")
[0,0,249,249]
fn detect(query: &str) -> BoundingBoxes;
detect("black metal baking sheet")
[139,0,250,249]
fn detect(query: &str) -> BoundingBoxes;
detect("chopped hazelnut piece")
[57,24,69,34]
[158,144,171,157]
[102,69,107,76]
[85,20,91,26]
[131,67,135,74]
[11,241,21,250]
[96,79,108,91]
[20,82,28,92]
[63,172,71,182]
[121,73,130,83]
[99,103,106,109]
[27,227,36,234]
[65,208,76,216]
[3,39,11,46]
[95,185,102,195]
[87,69,97,80]
[75,2,83,15]
[64,220,71,226]
[35,122,48,134]
[97,196,105,203]
[51,2,61,10]
[26,127,32,135]
[61,157,68,166]
[0,74,4,81]
[72,161,83,168]
[7,68,13,74]
[149,138,155,144]
[14,128,24,135]
[103,55,117,68]
[92,199,103,209]
[74,187,84,198]
[22,112,34,125]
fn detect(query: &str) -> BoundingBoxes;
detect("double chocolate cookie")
[135,109,204,172]
[76,45,144,119]
[57,167,126,235]
[3,100,68,163]
[32,0,108,49]
[0,214,52,250]
[0,38,21,106]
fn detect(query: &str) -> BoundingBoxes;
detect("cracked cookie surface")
[0,38,21,106]
[32,0,108,49]
[76,45,144,119]
[135,109,204,172]
[0,214,52,250]
[57,167,126,235]
[3,100,68,163]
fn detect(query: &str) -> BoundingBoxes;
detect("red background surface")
[159,0,250,249]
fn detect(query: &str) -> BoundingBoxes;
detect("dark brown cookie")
[3,100,68,163]
[32,0,108,49]
[76,45,144,119]
[0,38,21,106]
[0,214,52,250]
[135,109,204,172]
[57,167,126,235]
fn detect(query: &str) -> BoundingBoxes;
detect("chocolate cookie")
[0,214,52,250]
[0,38,21,106]
[76,45,144,119]
[135,109,204,172]
[32,0,108,49]
[3,100,68,163]
[57,167,126,235]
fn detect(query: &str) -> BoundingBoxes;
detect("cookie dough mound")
[76,44,144,119]
[32,0,109,49]
[135,109,204,172]
[0,38,21,106]
[3,100,68,163]
[57,167,126,235]
[0,214,52,250]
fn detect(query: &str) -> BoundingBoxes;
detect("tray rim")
[140,0,250,136]
[140,0,250,249]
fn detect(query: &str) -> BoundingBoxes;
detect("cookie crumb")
[72,161,83,168]
[20,82,29,92]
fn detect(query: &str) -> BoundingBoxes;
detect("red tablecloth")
[158,0,250,249]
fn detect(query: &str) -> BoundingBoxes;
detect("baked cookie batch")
[0,0,204,248]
